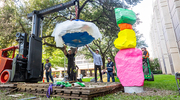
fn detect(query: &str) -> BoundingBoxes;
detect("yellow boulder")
[114,29,136,50]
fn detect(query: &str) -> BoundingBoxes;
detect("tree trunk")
[102,54,105,69]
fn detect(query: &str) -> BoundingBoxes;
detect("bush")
[150,58,160,71]
[152,70,162,74]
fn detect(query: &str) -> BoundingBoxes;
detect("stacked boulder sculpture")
[114,8,144,93]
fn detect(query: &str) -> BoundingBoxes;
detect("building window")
[84,61,89,63]
[76,57,83,60]
[77,61,82,64]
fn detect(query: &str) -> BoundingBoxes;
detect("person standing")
[45,59,54,83]
[105,57,115,82]
[64,45,77,81]
[86,45,103,83]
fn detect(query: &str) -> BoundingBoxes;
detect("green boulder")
[115,8,136,25]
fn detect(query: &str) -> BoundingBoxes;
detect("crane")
[0,0,79,83]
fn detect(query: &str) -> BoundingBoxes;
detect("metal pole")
[88,64,89,77]
[64,55,66,77]
[40,19,43,38]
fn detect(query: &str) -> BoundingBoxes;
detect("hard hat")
[68,49,71,51]
[141,47,146,49]
[107,57,111,60]
[96,49,99,51]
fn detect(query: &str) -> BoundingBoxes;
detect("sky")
[133,0,153,57]
[0,1,3,7]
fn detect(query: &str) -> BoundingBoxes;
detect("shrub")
[150,58,161,71]
[152,70,162,74]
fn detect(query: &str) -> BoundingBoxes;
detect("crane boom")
[27,0,78,20]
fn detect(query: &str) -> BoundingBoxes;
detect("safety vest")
[107,62,113,72]
[145,50,149,58]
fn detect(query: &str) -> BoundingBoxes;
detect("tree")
[80,2,147,67]
[0,0,145,68]
[42,45,68,68]
[78,1,147,68]
[150,58,160,71]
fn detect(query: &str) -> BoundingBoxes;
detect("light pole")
[87,63,89,77]
[64,54,66,77]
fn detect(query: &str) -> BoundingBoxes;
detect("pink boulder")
[115,48,144,86]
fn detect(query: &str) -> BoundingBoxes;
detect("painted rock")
[114,29,136,50]
[118,23,132,31]
[115,8,136,25]
[115,48,144,86]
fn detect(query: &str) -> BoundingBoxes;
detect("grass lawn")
[82,77,120,82]
[83,75,180,100]
[144,75,177,91]
[83,75,177,91]
[94,92,180,100]
[1,75,180,100]
[0,90,61,100]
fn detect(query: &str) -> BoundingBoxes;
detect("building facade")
[50,55,95,78]
[150,0,180,74]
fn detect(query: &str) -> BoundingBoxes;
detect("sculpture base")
[124,86,144,93]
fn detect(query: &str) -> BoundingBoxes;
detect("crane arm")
[27,0,79,20]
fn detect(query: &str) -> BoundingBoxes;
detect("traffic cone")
[43,77,45,83]
[54,73,57,83]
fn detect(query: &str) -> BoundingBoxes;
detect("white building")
[50,55,95,78]
[75,55,94,77]
[150,0,180,74]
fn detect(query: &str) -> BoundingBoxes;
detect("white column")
[151,17,166,74]
[158,0,180,74]
[152,3,172,74]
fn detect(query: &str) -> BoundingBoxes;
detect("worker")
[141,47,149,62]
[64,45,77,81]
[86,45,103,83]
[44,59,54,83]
[141,47,150,75]
[105,57,115,82]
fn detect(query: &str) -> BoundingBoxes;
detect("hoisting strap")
[46,83,53,98]
[75,4,78,19]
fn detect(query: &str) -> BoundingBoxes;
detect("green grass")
[82,77,120,82]
[94,92,180,100]
[144,75,177,91]
[82,75,177,91]
[82,77,94,82]
[0,90,63,100]
[1,75,179,100]
[82,75,180,100]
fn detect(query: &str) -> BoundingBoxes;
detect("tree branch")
[42,35,52,38]
[78,0,93,18]
[19,20,27,34]
[43,42,64,50]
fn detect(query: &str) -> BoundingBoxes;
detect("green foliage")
[42,45,67,68]
[152,70,162,74]
[150,58,161,71]
[0,0,146,68]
